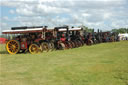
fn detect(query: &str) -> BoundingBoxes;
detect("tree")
[81,25,94,33]
[111,28,128,33]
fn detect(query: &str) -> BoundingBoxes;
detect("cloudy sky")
[0,0,128,33]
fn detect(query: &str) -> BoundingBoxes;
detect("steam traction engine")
[69,27,85,47]
[2,25,86,54]
[53,26,85,50]
[54,26,70,50]
[2,26,55,54]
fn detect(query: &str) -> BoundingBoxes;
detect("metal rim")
[59,43,66,50]
[6,40,20,54]
[48,42,55,51]
[67,42,72,49]
[41,42,49,52]
[29,44,40,54]
[50,42,55,51]
[71,41,75,48]
[74,41,79,47]
[78,40,82,47]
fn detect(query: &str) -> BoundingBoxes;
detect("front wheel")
[29,44,40,54]
[6,40,20,54]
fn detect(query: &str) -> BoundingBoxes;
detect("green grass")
[0,41,128,85]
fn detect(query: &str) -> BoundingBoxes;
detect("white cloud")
[9,9,15,14]
[103,13,112,19]
[0,0,128,33]
[3,16,9,21]
[1,22,7,27]
[16,8,34,16]
[0,22,8,33]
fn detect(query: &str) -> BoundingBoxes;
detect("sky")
[0,0,128,34]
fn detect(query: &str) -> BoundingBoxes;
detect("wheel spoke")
[29,44,40,54]
[6,40,20,54]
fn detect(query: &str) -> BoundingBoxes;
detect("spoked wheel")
[58,43,66,50]
[87,39,93,45]
[72,41,76,48]
[6,40,20,54]
[74,41,79,47]
[79,40,83,46]
[77,40,82,47]
[48,42,55,51]
[29,44,40,54]
[67,42,72,49]
[71,41,75,48]
[80,40,84,46]
[64,43,69,49]
[64,42,69,49]
[51,42,55,51]
[40,42,49,52]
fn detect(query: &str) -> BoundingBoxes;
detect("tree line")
[111,28,128,33]
[81,25,128,33]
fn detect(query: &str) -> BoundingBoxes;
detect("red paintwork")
[21,42,27,49]
[0,38,7,44]
[61,38,66,42]
[35,38,43,42]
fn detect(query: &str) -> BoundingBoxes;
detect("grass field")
[0,41,128,85]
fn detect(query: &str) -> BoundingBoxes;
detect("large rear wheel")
[49,42,55,51]
[80,40,84,46]
[77,40,82,47]
[6,40,20,54]
[74,41,79,48]
[67,42,72,49]
[70,41,75,48]
[40,42,49,52]
[58,43,66,50]
[29,44,40,54]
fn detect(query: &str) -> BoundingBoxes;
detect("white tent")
[118,33,128,40]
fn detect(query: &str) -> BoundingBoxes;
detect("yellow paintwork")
[29,44,40,54]
[6,40,19,54]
